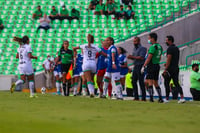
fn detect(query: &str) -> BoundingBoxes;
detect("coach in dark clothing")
[163,35,185,103]
[128,37,147,101]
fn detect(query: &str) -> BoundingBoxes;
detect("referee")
[57,40,73,96]
[142,33,163,103]
[163,35,185,103]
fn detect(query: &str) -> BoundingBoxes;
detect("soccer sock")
[82,84,87,95]
[108,83,112,97]
[148,86,154,100]
[56,81,60,93]
[156,86,162,99]
[73,82,78,95]
[103,78,109,96]
[29,81,34,96]
[15,79,24,86]
[87,81,94,95]
[97,82,103,93]
[115,81,123,98]
[63,83,66,96]
[122,85,125,91]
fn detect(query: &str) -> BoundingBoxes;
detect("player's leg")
[120,75,126,91]
[73,76,80,96]
[61,64,71,96]
[27,74,36,98]
[102,72,111,97]
[54,71,61,95]
[81,74,87,96]
[84,70,95,97]
[112,72,123,100]
[97,69,106,96]
[10,75,26,93]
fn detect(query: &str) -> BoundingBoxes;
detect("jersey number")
[88,51,92,58]
[20,52,23,59]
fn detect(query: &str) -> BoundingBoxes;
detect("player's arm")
[143,54,153,67]
[73,46,80,52]
[111,48,117,69]
[99,51,107,57]
[165,54,172,70]
[16,53,19,59]
[28,53,37,59]
[127,55,144,60]
[120,58,128,68]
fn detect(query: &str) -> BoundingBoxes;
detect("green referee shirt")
[59,49,73,64]
[190,71,200,91]
[51,9,58,16]
[95,4,105,11]
[34,10,43,19]
[148,43,163,64]
[60,9,69,16]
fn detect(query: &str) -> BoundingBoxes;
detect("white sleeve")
[43,60,46,65]
[95,45,101,53]
[27,45,32,53]
[111,47,116,53]
[123,57,127,63]
[79,44,85,49]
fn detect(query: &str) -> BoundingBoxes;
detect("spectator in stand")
[43,55,53,89]
[190,64,200,101]
[115,5,125,20]
[105,0,115,15]
[37,14,51,33]
[94,0,105,15]
[88,0,99,10]
[32,5,43,20]
[0,17,4,31]
[71,8,80,20]
[49,6,59,21]
[125,5,135,19]
[121,0,133,5]
[58,5,70,21]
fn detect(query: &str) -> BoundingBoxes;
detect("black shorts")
[146,64,160,80]
[61,64,71,74]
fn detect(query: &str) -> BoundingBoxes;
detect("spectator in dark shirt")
[163,35,185,103]
[71,8,80,20]
[125,5,135,19]
[49,6,59,21]
[32,5,43,20]
[115,5,126,19]
[127,37,147,101]
[94,0,105,15]
[0,18,4,30]
[105,0,116,15]
[88,0,99,10]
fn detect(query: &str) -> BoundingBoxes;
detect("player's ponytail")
[13,36,23,44]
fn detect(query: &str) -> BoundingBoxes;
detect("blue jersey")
[119,54,128,75]
[106,45,120,73]
[73,54,83,75]
[97,47,108,70]
[54,58,61,72]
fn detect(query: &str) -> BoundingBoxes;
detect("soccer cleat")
[149,97,154,102]
[163,99,170,103]
[178,98,186,104]
[100,95,107,99]
[10,83,16,93]
[30,94,38,98]
[90,94,95,98]
[158,99,164,103]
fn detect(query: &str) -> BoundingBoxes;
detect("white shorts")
[18,64,34,75]
[120,75,126,78]
[82,62,96,73]
[104,72,120,81]
[54,71,62,78]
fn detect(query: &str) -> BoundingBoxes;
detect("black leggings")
[37,25,50,32]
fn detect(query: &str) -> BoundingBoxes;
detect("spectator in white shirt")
[37,14,51,33]
[43,55,53,89]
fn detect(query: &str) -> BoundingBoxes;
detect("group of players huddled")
[10,34,128,100]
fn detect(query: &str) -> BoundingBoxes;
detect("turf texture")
[0,92,199,133]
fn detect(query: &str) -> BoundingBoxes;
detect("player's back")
[18,44,32,65]
[80,44,100,62]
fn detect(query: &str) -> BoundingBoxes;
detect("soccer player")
[118,47,128,92]
[53,52,62,95]
[56,40,73,96]
[102,37,123,100]
[72,50,83,96]
[142,33,163,103]
[73,34,106,97]
[10,36,38,98]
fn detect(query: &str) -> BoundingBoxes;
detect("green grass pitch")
[0,92,200,133]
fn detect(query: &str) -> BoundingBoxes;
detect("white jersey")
[18,44,32,65]
[79,44,101,63]
[17,44,34,75]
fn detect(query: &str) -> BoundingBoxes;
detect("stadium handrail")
[186,52,200,67]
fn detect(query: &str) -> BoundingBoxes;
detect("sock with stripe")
[15,79,24,86]
[82,84,87,95]
[56,81,61,93]
[103,78,109,96]
[73,82,78,95]
[115,81,123,98]
[156,86,162,100]
[87,81,94,95]
[29,81,34,96]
